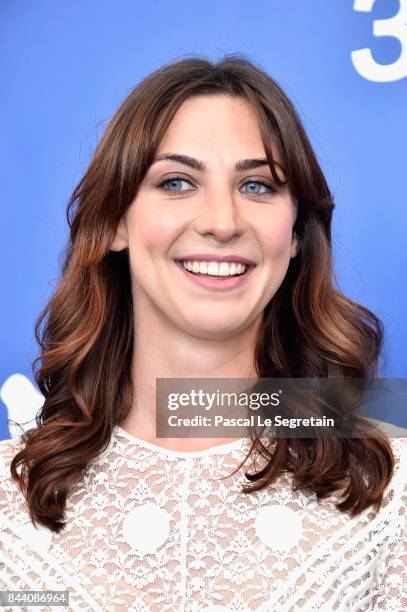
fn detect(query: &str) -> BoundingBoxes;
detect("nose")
[193,185,245,242]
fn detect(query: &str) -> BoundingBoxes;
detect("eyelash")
[156,175,278,197]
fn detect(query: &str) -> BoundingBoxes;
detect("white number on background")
[352,0,407,81]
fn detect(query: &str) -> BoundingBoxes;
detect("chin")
[181,314,249,338]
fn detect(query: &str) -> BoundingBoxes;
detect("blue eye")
[158,177,193,192]
[157,176,277,196]
[242,180,276,195]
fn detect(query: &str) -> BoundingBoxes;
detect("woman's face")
[111,94,298,340]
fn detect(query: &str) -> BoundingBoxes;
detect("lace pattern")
[0,427,406,611]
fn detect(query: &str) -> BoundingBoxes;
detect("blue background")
[1,0,406,439]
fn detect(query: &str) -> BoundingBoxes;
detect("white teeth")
[207,262,218,276]
[180,260,248,276]
[219,262,229,276]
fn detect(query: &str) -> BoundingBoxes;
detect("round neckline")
[114,425,248,458]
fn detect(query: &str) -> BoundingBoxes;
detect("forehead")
[156,94,279,163]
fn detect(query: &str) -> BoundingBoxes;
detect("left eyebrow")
[151,153,281,172]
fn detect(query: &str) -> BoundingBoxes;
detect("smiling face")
[110,94,298,340]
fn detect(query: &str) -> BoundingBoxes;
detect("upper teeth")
[181,261,247,276]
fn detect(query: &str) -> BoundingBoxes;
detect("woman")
[0,55,406,611]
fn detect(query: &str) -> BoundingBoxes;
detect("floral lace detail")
[0,428,406,611]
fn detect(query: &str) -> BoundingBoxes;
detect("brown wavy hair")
[9,54,394,532]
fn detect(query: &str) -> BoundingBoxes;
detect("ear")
[290,231,299,258]
[110,218,129,252]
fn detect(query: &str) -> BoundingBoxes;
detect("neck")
[119,304,262,449]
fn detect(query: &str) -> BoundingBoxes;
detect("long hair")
[10,54,393,532]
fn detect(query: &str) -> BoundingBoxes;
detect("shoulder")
[387,435,407,486]
[366,420,407,495]
[370,437,407,607]
[0,434,23,475]
[369,417,407,439]
[379,436,407,537]
[0,435,29,519]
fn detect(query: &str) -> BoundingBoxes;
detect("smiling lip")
[175,253,256,265]
[175,260,256,291]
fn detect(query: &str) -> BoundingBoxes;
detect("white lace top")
[0,426,406,611]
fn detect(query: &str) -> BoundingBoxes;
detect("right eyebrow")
[151,153,283,173]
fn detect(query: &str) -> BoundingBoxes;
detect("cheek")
[129,201,177,258]
[259,218,295,260]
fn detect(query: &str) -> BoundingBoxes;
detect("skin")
[110,94,298,451]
